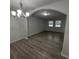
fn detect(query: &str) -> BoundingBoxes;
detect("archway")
[28,9,66,36]
[27,9,67,53]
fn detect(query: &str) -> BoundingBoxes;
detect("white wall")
[33,0,69,58]
[10,13,47,43]
[61,15,69,58]
[29,17,46,36]
[10,16,28,43]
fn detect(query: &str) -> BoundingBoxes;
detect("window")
[55,20,61,27]
[48,21,54,27]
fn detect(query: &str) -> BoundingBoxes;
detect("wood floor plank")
[10,31,68,59]
[11,43,33,59]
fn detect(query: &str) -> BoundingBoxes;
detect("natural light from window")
[48,21,54,27]
[55,20,61,27]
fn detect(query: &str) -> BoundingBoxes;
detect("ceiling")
[31,9,66,20]
[10,0,62,12]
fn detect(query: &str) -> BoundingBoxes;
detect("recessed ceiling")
[31,9,66,20]
[10,0,62,12]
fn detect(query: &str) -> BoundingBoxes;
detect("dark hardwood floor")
[10,31,68,59]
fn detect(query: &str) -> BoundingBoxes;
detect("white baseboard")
[24,37,29,39]
[10,39,21,44]
[10,37,28,44]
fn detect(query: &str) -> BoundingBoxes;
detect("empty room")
[10,0,69,59]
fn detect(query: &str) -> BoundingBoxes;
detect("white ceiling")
[10,0,62,12]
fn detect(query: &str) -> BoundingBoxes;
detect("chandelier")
[11,0,30,18]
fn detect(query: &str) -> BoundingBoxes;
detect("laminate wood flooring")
[10,31,68,59]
